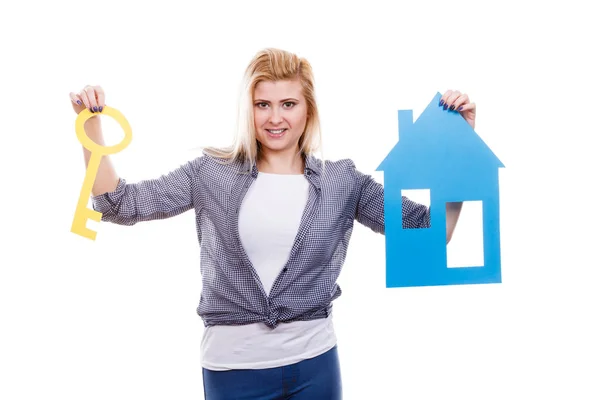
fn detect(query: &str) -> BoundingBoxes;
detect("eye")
[255,102,269,109]
[283,102,296,108]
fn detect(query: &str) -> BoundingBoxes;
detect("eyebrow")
[254,98,299,103]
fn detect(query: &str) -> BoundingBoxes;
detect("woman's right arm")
[70,85,201,226]
[71,85,119,196]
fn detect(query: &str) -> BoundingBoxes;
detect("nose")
[269,108,283,124]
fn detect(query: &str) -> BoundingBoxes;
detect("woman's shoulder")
[173,150,246,185]
[306,155,364,187]
[196,150,245,171]
[307,155,359,174]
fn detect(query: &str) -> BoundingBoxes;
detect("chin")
[259,135,297,150]
[262,143,292,153]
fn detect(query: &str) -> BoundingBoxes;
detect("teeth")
[268,129,285,134]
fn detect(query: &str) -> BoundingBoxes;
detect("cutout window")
[446,200,484,268]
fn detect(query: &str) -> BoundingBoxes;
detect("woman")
[69,48,472,399]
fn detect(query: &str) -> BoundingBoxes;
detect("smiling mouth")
[266,128,287,137]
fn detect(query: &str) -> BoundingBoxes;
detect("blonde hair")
[202,48,323,169]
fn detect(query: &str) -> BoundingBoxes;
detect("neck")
[257,146,305,175]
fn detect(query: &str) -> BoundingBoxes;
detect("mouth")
[266,128,287,138]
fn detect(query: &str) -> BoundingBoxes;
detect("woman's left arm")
[352,167,430,235]
[439,89,477,243]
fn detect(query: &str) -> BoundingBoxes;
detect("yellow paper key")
[71,106,132,240]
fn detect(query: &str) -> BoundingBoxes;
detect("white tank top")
[200,171,337,371]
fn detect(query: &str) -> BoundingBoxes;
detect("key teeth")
[71,225,97,241]
[71,208,102,240]
[86,208,102,222]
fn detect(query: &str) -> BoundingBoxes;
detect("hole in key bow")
[97,114,128,148]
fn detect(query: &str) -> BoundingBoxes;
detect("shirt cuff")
[91,178,126,214]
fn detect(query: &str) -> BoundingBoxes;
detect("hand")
[69,85,106,115]
[440,90,476,129]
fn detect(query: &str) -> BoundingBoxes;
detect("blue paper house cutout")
[377,92,505,288]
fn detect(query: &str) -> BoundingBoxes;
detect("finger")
[452,94,470,108]
[84,85,99,112]
[78,90,91,110]
[440,89,453,107]
[69,92,83,106]
[445,91,462,111]
[457,102,476,112]
[449,93,470,111]
[93,85,105,111]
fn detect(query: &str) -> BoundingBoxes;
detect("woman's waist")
[200,313,336,370]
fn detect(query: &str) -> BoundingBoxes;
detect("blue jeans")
[202,345,342,399]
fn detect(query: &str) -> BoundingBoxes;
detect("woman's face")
[253,79,308,155]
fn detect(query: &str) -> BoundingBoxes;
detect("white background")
[1,0,599,399]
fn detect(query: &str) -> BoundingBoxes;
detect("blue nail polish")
[99,106,103,112]
[458,106,463,111]
[443,104,448,110]
[77,100,82,105]
[93,106,98,112]
[449,105,455,111]
[439,100,443,106]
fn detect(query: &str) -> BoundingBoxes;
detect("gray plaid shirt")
[92,154,430,328]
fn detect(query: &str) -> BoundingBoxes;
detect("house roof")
[376,92,504,172]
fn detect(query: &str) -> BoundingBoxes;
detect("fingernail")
[449,105,455,111]
[443,104,448,110]
[99,106,103,112]
[458,106,463,111]
[77,100,82,105]
[93,106,98,112]
[89,108,93,112]
[439,100,443,106]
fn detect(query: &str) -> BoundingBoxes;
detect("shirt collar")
[304,153,323,176]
